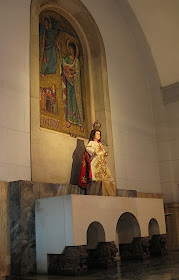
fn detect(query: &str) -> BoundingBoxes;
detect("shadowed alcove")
[87,221,106,249]
[116,212,141,245]
[148,218,160,240]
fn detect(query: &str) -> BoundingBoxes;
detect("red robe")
[78,150,92,189]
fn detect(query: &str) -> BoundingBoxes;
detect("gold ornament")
[93,121,101,130]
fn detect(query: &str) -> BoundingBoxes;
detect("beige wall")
[81,0,162,194]
[0,0,31,182]
[165,101,179,202]
[80,0,178,203]
[129,0,179,87]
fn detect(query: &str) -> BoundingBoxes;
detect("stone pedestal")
[48,246,88,276]
[9,180,84,275]
[149,234,167,256]
[0,182,10,276]
[87,241,118,269]
[47,242,118,276]
[165,203,179,250]
[119,237,150,260]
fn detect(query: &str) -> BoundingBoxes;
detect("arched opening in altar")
[148,218,160,239]
[87,221,105,249]
[116,212,141,245]
[116,212,141,258]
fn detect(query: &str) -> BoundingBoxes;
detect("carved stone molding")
[161,82,179,105]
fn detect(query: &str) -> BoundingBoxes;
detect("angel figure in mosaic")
[57,39,84,130]
[78,122,116,196]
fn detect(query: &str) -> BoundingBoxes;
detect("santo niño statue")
[79,122,116,196]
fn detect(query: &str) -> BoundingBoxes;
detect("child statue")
[79,122,116,196]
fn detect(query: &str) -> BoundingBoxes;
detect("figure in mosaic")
[39,16,62,76]
[79,122,116,196]
[57,39,84,130]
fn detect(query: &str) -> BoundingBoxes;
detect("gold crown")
[93,121,101,130]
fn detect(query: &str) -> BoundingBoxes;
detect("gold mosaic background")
[39,10,88,138]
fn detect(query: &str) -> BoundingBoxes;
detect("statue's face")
[94,131,100,141]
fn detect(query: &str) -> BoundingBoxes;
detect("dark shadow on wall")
[70,139,85,185]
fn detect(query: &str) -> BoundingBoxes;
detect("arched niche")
[87,221,105,249]
[116,212,141,245]
[148,218,160,240]
[30,0,116,184]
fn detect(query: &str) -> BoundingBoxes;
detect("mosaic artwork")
[39,11,88,137]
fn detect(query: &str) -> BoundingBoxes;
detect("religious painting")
[39,11,88,137]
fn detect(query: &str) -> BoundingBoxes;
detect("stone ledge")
[137,192,163,199]
[117,189,137,197]
[165,203,179,209]
[161,82,179,105]
[87,184,162,199]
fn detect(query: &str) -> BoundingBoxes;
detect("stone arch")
[30,0,116,184]
[116,212,141,245]
[87,221,106,249]
[148,218,160,239]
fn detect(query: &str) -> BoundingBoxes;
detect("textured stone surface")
[48,246,88,276]
[87,242,118,269]
[9,180,84,275]
[0,182,10,276]
[47,242,118,276]
[119,237,150,260]
[149,234,167,256]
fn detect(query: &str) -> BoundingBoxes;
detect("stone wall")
[0,182,10,276]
